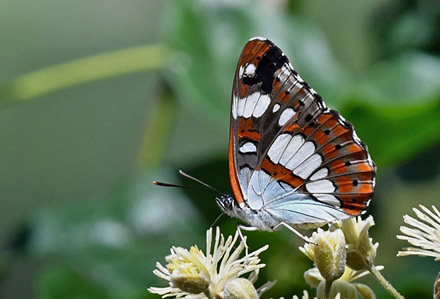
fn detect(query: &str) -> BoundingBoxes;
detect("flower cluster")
[397,204,440,260]
[397,204,440,297]
[299,217,381,299]
[149,210,434,298]
[148,227,273,298]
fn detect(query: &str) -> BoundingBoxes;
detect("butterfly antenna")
[178,170,225,196]
[153,180,218,194]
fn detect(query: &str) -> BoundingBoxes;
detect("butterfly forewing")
[229,38,376,221]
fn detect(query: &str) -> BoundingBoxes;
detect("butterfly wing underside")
[229,38,376,226]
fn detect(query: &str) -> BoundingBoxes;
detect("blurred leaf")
[342,95,440,168]
[355,52,440,105]
[164,0,349,124]
[29,170,207,299]
[36,264,109,299]
[136,84,176,170]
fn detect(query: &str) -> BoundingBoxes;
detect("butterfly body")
[221,37,376,231]
[216,193,330,231]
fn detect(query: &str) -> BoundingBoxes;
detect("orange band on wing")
[238,118,261,142]
[260,158,304,188]
[229,126,244,204]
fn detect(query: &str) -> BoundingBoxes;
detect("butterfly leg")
[237,223,259,255]
[273,222,314,244]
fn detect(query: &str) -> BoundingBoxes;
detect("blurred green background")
[1,0,440,298]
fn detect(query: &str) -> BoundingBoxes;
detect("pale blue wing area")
[246,170,349,226]
[264,194,350,227]
[246,170,286,209]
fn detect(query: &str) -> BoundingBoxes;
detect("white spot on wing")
[273,104,280,112]
[253,94,271,118]
[279,135,303,165]
[249,36,266,41]
[237,98,246,117]
[232,95,238,119]
[278,108,295,126]
[285,141,315,171]
[243,92,260,118]
[294,154,322,179]
[239,66,244,77]
[306,180,335,193]
[310,168,328,180]
[268,134,291,163]
[245,64,256,76]
[239,142,257,153]
[278,66,290,82]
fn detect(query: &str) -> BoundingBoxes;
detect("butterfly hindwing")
[229,38,376,222]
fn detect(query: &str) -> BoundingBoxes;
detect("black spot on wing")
[242,45,288,94]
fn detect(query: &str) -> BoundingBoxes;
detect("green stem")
[324,280,332,299]
[369,265,404,299]
[135,85,176,170]
[434,271,440,299]
[0,44,170,105]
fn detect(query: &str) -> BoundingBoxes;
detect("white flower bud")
[329,281,357,299]
[304,268,323,288]
[313,229,346,283]
[342,216,378,270]
[224,278,258,299]
[355,283,376,299]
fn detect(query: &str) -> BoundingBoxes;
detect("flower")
[397,204,440,260]
[165,246,210,294]
[300,224,383,299]
[148,227,270,298]
[341,216,378,270]
[311,229,346,283]
[291,290,311,299]
[303,266,381,299]
[223,278,258,299]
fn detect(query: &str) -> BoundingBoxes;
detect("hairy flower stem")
[435,272,440,299]
[369,265,404,299]
[324,280,332,299]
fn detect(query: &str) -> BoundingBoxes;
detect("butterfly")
[215,37,376,234]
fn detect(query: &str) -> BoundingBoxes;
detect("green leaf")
[342,95,440,168]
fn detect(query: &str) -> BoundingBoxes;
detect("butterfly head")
[215,194,237,216]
